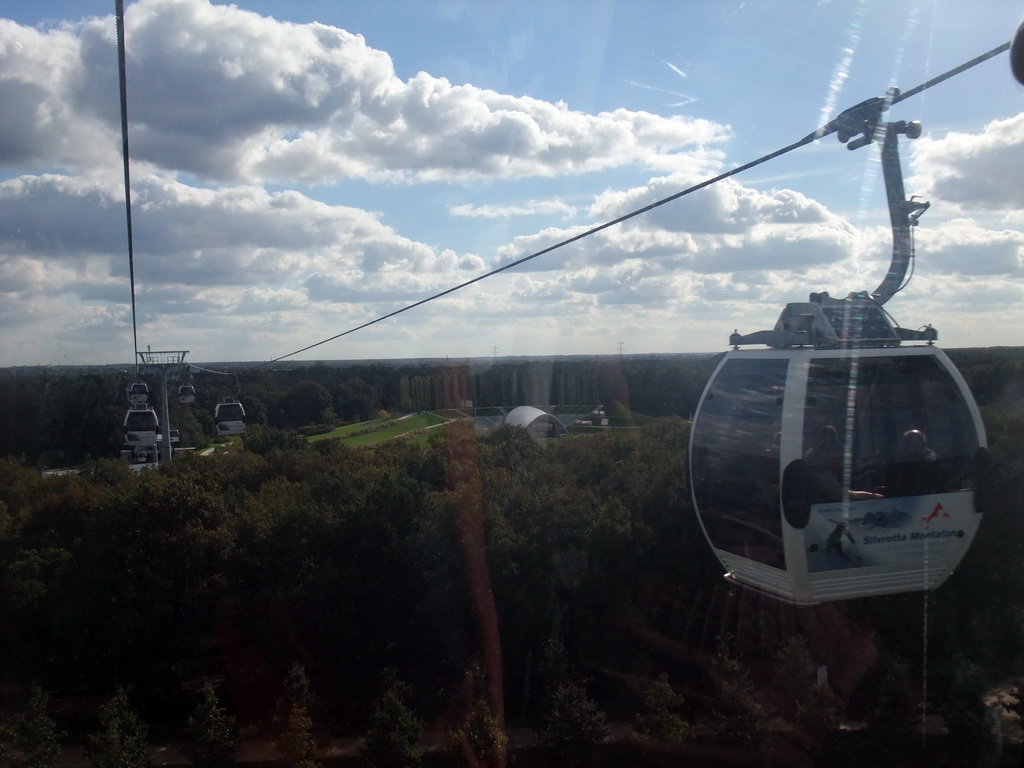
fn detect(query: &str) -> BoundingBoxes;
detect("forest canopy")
[1,349,1023,765]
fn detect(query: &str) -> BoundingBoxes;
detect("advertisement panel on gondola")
[804,491,973,572]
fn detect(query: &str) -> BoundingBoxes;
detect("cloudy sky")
[2,0,1023,366]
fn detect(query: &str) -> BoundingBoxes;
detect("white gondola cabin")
[688,100,988,604]
[690,343,987,604]
[124,404,159,446]
[127,381,149,404]
[215,400,246,436]
[178,384,196,404]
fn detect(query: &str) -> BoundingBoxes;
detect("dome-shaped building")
[504,405,568,440]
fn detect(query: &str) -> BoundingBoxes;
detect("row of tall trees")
[0,355,720,464]
[5,348,1020,466]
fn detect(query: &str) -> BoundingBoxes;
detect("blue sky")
[1,0,1022,365]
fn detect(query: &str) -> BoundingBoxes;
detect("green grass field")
[306,416,390,442]
[304,405,653,448]
[309,412,448,447]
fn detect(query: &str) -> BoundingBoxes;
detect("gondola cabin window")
[691,357,788,569]
[802,354,981,503]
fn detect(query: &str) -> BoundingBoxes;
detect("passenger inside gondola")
[805,424,841,469]
[887,428,941,497]
[803,425,844,503]
[898,428,936,462]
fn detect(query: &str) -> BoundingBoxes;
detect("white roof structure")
[504,406,568,439]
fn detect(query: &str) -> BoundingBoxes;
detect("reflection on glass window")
[692,358,787,567]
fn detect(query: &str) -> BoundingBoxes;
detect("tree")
[276,705,317,768]
[275,665,319,768]
[773,635,840,737]
[707,637,770,751]
[794,682,841,739]
[242,425,306,455]
[182,686,239,768]
[935,657,997,767]
[334,378,380,423]
[633,673,693,744]
[450,696,507,768]
[84,688,150,768]
[280,382,333,428]
[860,655,916,759]
[1,683,63,768]
[539,678,609,767]
[774,636,817,721]
[361,671,423,768]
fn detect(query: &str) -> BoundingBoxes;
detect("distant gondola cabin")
[128,381,149,404]
[123,405,159,446]
[215,400,246,436]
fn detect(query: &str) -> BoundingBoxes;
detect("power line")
[223,42,1006,374]
[187,363,235,376]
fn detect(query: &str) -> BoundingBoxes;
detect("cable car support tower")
[136,349,190,464]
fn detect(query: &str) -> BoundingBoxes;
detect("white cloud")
[1,0,730,185]
[490,172,861,280]
[0,172,484,330]
[0,19,113,170]
[910,112,1024,212]
[449,198,577,219]
[589,174,838,235]
[916,218,1024,276]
